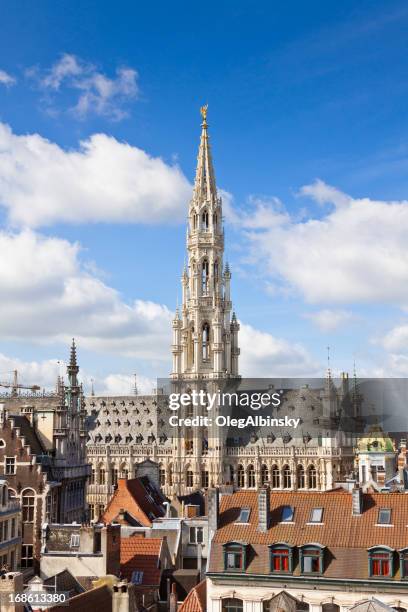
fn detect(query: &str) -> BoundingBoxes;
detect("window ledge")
[279,521,295,525]
[306,522,324,526]
[375,524,394,527]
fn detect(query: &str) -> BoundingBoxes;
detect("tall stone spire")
[67,338,79,388]
[171,106,240,380]
[193,104,217,205]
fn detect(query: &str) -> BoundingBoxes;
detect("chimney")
[0,572,24,612]
[352,485,363,515]
[112,580,132,612]
[169,582,177,612]
[207,488,219,535]
[258,485,270,532]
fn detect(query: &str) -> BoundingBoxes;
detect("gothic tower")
[169,106,240,493]
[171,105,240,380]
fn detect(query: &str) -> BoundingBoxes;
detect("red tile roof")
[102,477,165,527]
[178,580,206,612]
[120,536,163,585]
[208,489,408,581]
[213,489,408,548]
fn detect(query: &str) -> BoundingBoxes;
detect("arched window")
[168,464,173,487]
[237,465,245,488]
[202,209,209,230]
[214,260,219,281]
[120,463,129,480]
[99,467,106,485]
[247,465,255,488]
[159,468,166,487]
[202,259,209,295]
[201,469,209,488]
[261,464,269,486]
[308,465,317,489]
[229,465,234,484]
[282,465,291,489]
[111,467,118,486]
[192,211,198,230]
[22,489,35,523]
[213,212,218,230]
[297,465,305,489]
[271,465,280,488]
[202,322,210,361]
[322,605,340,612]
[222,599,243,612]
[90,468,96,484]
[1,485,7,506]
[186,470,194,487]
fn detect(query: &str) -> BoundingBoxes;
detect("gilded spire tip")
[200,103,208,123]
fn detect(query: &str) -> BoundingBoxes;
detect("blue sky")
[0,1,408,393]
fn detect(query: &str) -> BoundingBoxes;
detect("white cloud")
[236,180,408,306]
[0,229,320,380]
[304,309,355,332]
[0,352,60,391]
[0,70,16,87]
[31,53,138,120]
[0,230,172,359]
[382,324,408,353]
[0,123,191,227]
[239,323,319,377]
[98,373,156,396]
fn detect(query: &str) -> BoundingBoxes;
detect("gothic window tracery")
[237,464,245,488]
[247,464,255,488]
[202,322,210,361]
[308,465,317,489]
[272,465,280,488]
[261,464,269,486]
[202,259,209,295]
[202,209,209,230]
[297,465,305,489]
[282,465,291,489]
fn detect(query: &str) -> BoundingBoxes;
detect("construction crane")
[0,370,41,396]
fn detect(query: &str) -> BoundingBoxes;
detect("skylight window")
[236,507,250,523]
[131,571,144,585]
[378,508,391,525]
[281,506,294,522]
[310,507,323,523]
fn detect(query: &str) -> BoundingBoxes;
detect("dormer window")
[269,543,294,573]
[281,506,294,522]
[236,508,250,523]
[368,546,394,577]
[223,542,247,572]
[399,548,408,579]
[300,544,325,574]
[377,508,391,525]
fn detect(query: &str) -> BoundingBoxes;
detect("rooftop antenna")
[326,345,332,381]
[133,373,138,396]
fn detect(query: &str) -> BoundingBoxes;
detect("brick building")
[0,341,90,571]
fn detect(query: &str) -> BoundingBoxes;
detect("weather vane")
[200,104,208,121]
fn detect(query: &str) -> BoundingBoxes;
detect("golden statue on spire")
[200,104,208,121]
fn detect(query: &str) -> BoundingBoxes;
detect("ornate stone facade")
[85,108,355,510]
[0,341,90,571]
